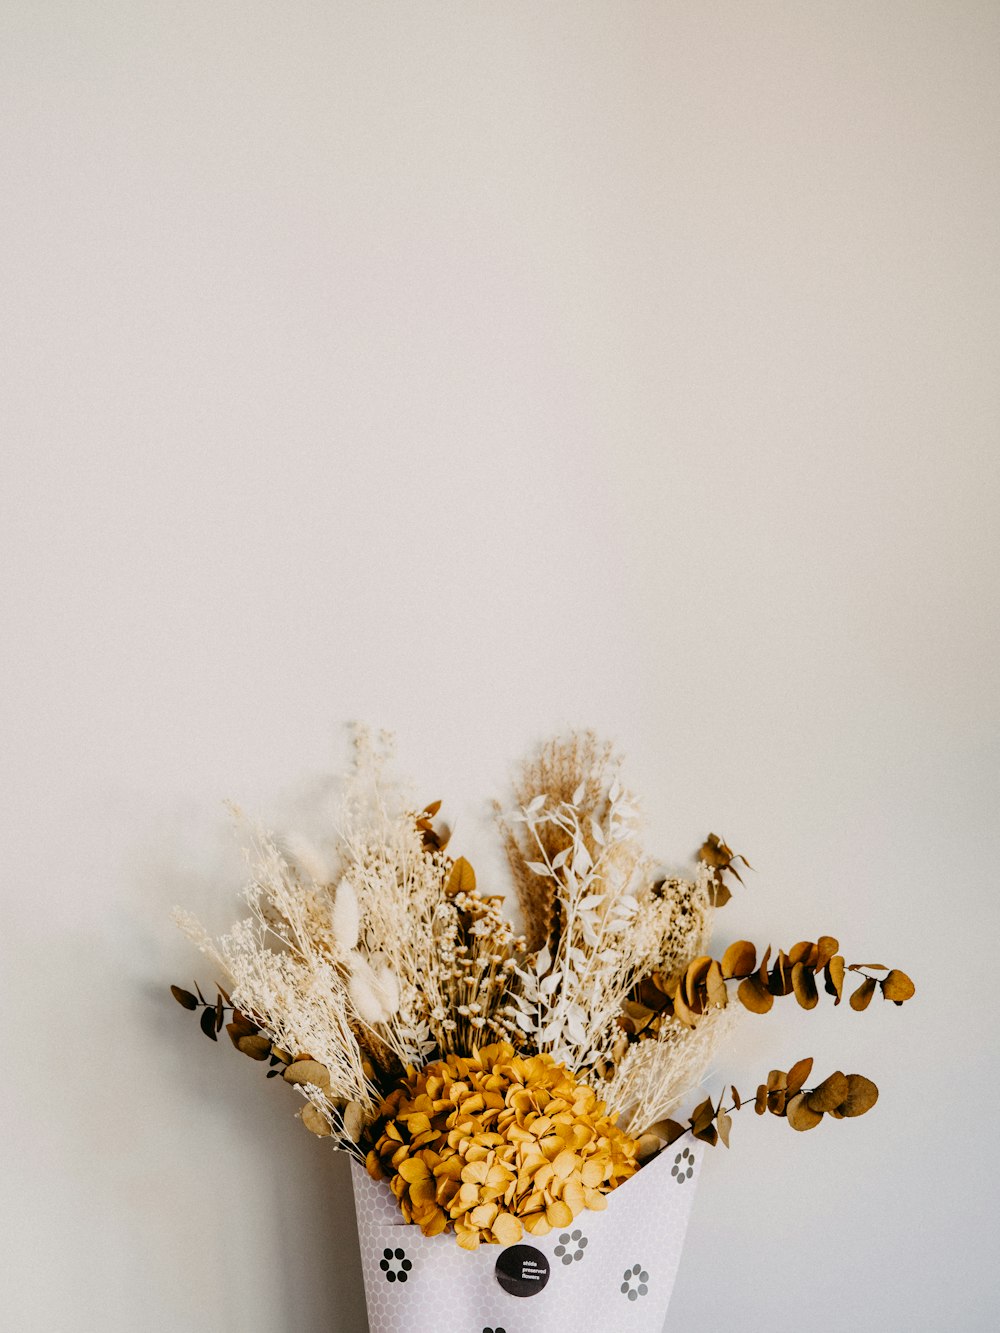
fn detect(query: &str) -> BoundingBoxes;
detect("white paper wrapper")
[352,1140,703,1333]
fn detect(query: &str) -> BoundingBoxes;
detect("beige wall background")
[2,3,997,1330]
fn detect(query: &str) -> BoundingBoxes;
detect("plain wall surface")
[1,3,997,1330]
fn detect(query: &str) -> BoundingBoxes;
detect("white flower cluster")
[505,779,645,1070]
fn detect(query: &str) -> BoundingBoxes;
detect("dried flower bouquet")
[172,730,914,1271]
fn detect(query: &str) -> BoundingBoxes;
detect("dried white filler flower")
[176,728,736,1153]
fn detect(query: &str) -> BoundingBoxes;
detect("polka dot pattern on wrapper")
[671,1146,695,1184]
[378,1248,412,1283]
[621,1264,650,1301]
[351,1136,703,1333]
[553,1229,588,1265]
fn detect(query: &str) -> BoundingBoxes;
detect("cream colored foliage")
[601,1006,738,1137]
[177,727,739,1174]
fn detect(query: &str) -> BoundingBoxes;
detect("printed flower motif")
[553,1228,588,1265]
[378,1247,412,1283]
[366,1042,639,1248]
[671,1146,695,1184]
[621,1264,650,1300]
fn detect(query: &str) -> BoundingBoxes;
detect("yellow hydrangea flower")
[366,1042,639,1249]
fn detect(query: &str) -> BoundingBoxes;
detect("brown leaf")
[236,1035,272,1061]
[824,955,846,1004]
[767,951,792,997]
[199,1005,218,1041]
[284,1059,332,1091]
[706,959,729,1009]
[620,1000,656,1036]
[689,1096,715,1135]
[214,995,225,1033]
[697,833,750,907]
[839,1074,879,1117]
[757,945,772,987]
[661,1119,687,1146]
[721,940,757,979]
[227,1008,258,1039]
[716,1107,732,1148]
[850,977,877,1011]
[808,1071,849,1114]
[786,1057,814,1095]
[697,834,730,870]
[689,1096,719,1146]
[641,1119,676,1141]
[737,974,774,1014]
[342,1101,365,1142]
[754,1084,768,1115]
[684,956,713,1010]
[786,1092,824,1132]
[422,799,442,817]
[445,856,476,896]
[881,969,915,1004]
[814,936,840,971]
[787,940,814,967]
[792,962,819,1010]
[170,985,198,1010]
[731,1085,742,1111]
[671,985,699,1029]
[300,1103,332,1137]
[634,974,672,1014]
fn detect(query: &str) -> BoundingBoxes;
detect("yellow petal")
[522,1211,552,1236]
[397,1157,430,1184]
[562,1179,586,1214]
[552,1150,579,1180]
[491,1212,523,1246]
[580,1159,604,1188]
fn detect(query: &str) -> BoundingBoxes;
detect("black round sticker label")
[494,1244,551,1297]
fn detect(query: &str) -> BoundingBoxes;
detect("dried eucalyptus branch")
[632,936,915,1028]
[696,833,752,907]
[638,1056,880,1157]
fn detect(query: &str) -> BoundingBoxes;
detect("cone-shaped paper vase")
[352,1139,703,1333]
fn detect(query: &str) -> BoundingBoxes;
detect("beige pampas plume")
[369,952,400,1016]
[497,730,622,952]
[332,879,361,952]
[344,950,400,1027]
[349,960,390,1026]
[285,833,336,887]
